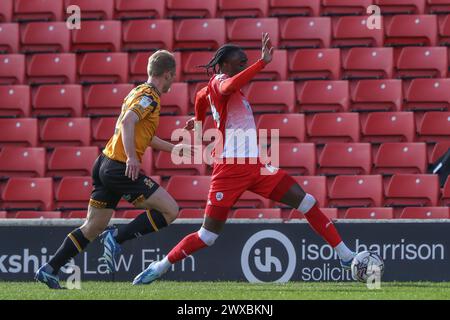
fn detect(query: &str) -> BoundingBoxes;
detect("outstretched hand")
[261,32,274,64]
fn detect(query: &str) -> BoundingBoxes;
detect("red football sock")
[304,204,342,247]
[167,232,207,264]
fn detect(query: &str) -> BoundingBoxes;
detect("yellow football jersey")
[103,83,160,163]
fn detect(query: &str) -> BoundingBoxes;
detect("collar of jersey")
[145,82,161,97]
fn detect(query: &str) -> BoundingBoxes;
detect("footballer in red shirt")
[133,33,356,285]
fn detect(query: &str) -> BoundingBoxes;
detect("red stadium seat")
[385,174,440,206]
[140,149,154,177]
[0,147,46,177]
[429,141,450,163]
[129,52,181,83]
[167,0,217,19]
[0,54,25,84]
[0,211,6,218]
[180,51,214,82]
[235,191,271,209]
[278,143,316,176]
[292,176,327,207]
[395,46,447,79]
[373,142,428,174]
[114,0,165,20]
[288,49,340,81]
[218,0,269,18]
[428,0,450,14]
[404,79,450,112]
[344,207,394,219]
[318,143,372,175]
[78,53,128,84]
[287,207,337,220]
[123,20,173,52]
[350,79,402,112]
[232,208,282,219]
[280,17,331,49]
[332,16,384,48]
[161,83,189,115]
[13,0,63,22]
[361,112,415,142]
[174,19,225,51]
[0,23,19,53]
[154,151,206,176]
[0,0,13,22]
[328,175,383,208]
[442,176,450,206]
[245,49,287,80]
[66,210,87,219]
[178,208,204,219]
[20,22,70,53]
[0,177,53,211]
[296,80,349,113]
[306,113,360,143]
[55,176,92,210]
[245,81,295,113]
[40,118,91,147]
[72,20,121,52]
[226,18,279,49]
[257,114,305,143]
[416,112,450,142]
[26,53,76,85]
[121,210,145,219]
[342,48,394,80]
[399,206,449,219]
[91,117,115,147]
[375,0,426,14]
[0,85,31,117]
[84,84,133,117]
[32,84,82,117]
[385,15,437,47]
[64,0,114,20]
[157,116,193,141]
[321,0,373,16]
[47,146,99,177]
[14,211,61,219]
[439,14,450,45]
[269,0,320,17]
[0,118,38,147]
[166,176,210,208]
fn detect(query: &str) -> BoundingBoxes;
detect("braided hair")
[200,44,242,76]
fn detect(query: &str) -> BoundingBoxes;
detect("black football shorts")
[89,154,159,209]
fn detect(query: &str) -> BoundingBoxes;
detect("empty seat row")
[0,174,448,212]
[0,141,448,180]
[4,15,450,54]
[1,46,449,86]
[5,81,450,119]
[4,1,450,23]
[0,113,448,148]
[0,83,188,117]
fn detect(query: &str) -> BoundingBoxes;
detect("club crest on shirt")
[216,192,224,201]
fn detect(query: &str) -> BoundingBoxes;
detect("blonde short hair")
[147,50,176,77]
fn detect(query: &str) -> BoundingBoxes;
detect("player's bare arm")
[121,110,140,181]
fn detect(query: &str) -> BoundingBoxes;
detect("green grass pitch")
[1,281,450,300]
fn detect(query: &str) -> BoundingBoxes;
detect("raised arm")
[219,32,274,95]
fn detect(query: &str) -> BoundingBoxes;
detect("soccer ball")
[350,251,385,283]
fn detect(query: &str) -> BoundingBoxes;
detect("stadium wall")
[1,220,449,282]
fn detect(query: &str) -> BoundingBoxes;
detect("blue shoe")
[99,226,122,273]
[340,253,357,270]
[35,264,63,290]
[132,262,163,285]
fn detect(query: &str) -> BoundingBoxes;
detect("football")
[351,251,385,283]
